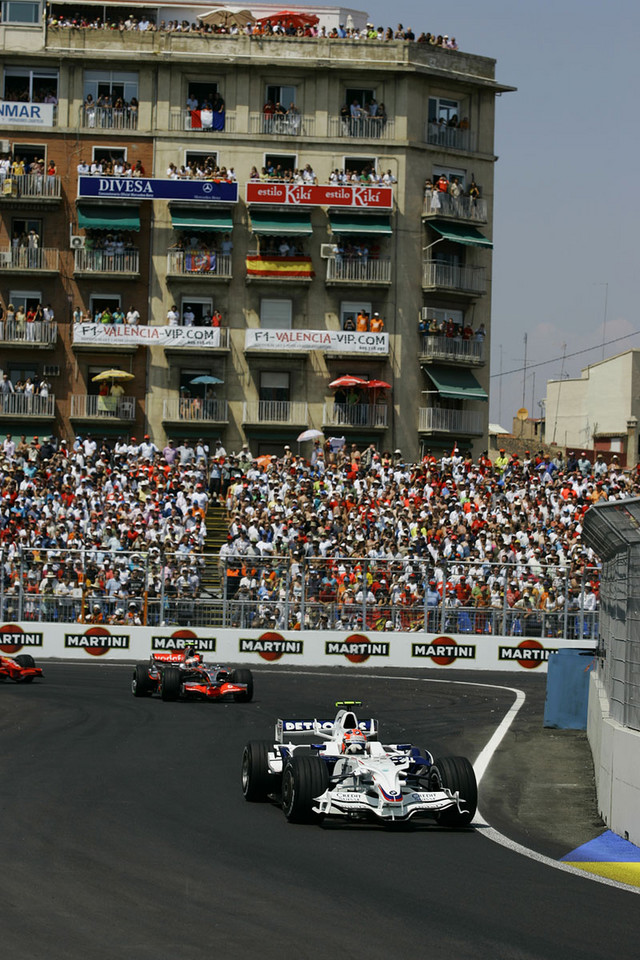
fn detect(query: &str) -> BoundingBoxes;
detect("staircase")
[201,500,228,598]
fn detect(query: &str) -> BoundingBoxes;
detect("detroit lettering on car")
[241,702,477,826]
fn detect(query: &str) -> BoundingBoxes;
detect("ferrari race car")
[0,653,44,683]
[242,701,477,826]
[132,651,253,702]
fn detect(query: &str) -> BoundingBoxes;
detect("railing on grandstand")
[74,249,140,274]
[79,106,138,129]
[250,112,315,136]
[169,109,236,132]
[422,260,487,295]
[0,319,58,344]
[422,194,487,221]
[166,251,232,278]
[328,115,395,140]
[0,173,62,199]
[0,394,55,416]
[424,122,476,152]
[420,335,485,365]
[325,257,392,283]
[242,400,308,425]
[2,550,601,641]
[162,397,229,423]
[0,247,60,272]
[70,394,136,419]
[323,401,388,428]
[418,407,483,434]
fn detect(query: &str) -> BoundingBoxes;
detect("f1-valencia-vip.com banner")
[245,182,393,208]
[78,176,238,203]
[244,329,389,353]
[73,324,221,348]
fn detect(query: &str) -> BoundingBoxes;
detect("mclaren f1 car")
[132,650,253,702]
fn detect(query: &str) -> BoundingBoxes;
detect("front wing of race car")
[314,785,464,822]
[0,655,44,683]
[180,678,249,700]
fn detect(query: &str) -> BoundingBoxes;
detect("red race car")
[0,654,44,683]
[131,650,253,703]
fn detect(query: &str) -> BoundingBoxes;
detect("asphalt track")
[1,663,638,960]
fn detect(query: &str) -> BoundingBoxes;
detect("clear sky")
[340,0,640,429]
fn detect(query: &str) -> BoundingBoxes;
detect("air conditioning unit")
[0,251,12,266]
[0,140,10,154]
[320,243,338,259]
[70,236,85,249]
[43,365,60,377]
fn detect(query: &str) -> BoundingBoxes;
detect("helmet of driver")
[341,728,367,755]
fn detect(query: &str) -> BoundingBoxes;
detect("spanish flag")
[246,256,315,278]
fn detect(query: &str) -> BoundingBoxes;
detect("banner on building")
[244,329,389,353]
[73,324,221,348]
[246,255,314,278]
[245,182,393,209]
[77,176,238,203]
[0,102,56,127]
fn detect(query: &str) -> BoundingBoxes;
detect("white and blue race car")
[241,702,477,826]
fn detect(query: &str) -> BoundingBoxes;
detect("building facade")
[0,4,511,457]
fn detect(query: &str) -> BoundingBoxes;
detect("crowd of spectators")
[77,157,144,176]
[72,303,142,325]
[0,302,55,344]
[166,159,235,181]
[82,94,139,128]
[418,316,485,342]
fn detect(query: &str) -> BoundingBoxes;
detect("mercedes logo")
[202,182,213,193]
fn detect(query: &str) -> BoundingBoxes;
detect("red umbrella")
[364,380,392,390]
[329,375,367,389]
[257,10,319,27]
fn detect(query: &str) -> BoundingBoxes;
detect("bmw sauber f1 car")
[0,653,44,683]
[132,651,253,703]
[242,702,477,826]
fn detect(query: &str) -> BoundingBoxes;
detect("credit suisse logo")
[64,627,130,657]
[498,640,557,669]
[239,631,303,661]
[411,637,476,666]
[0,623,44,653]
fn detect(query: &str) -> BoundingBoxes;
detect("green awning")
[77,204,140,232]
[249,211,313,235]
[171,208,233,232]
[329,213,392,235]
[429,220,492,248]
[425,365,488,401]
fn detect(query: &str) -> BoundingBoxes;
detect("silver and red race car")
[242,701,477,826]
[132,650,253,703]
[0,654,44,684]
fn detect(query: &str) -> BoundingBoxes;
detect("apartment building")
[0,3,512,457]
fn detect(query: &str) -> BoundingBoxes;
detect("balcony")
[0,248,59,273]
[0,320,57,348]
[422,194,487,223]
[166,251,232,280]
[0,174,62,201]
[323,402,388,429]
[245,255,314,282]
[325,257,391,285]
[418,407,483,435]
[74,249,140,277]
[169,109,236,133]
[163,398,229,424]
[243,400,308,426]
[424,123,477,152]
[420,335,485,366]
[0,394,55,419]
[70,395,136,421]
[422,260,486,296]
[250,113,315,137]
[79,106,138,130]
[328,116,396,141]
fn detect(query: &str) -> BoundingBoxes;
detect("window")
[260,371,289,402]
[8,362,38,385]
[11,143,46,168]
[345,88,376,111]
[83,70,139,104]
[428,97,460,125]
[3,67,58,103]
[432,165,467,189]
[341,300,371,331]
[264,153,296,175]
[186,81,218,107]
[11,218,42,244]
[1,2,41,24]
[178,365,223,392]
[91,146,128,165]
[266,84,297,108]
[343,156,376,176]
[260,299,292,330]
[423,307,464,327]
[90,295,121,318]
[180,297,212,326]
[184,150,218,169]
[87,364,125,396]
[9,289,41,312]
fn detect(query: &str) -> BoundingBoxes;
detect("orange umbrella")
[329,375,367,389]
[364,380,392,390]
[255,454,273,468]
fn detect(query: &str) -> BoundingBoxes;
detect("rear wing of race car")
[275,717,378,742]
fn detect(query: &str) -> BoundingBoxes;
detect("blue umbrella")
[190,375,223,385]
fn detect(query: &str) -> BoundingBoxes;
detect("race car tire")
[430,756,478,827]
[282,755,329,824]
[231,668,254,703]
[132,663,153,698]
[14,654,36,668]
[160,667,182,702]
[242,740,278,801]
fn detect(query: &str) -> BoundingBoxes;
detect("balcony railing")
[323,402,388,428]
[169,109,236,132]
[74,249,140,275]
[418,407,483,434]
[163,398,228,422]
[79,106,138,130]
[0,320,57,345]
[326,257,391,284]
[420,335,485,365]
[0,174,62,200]
[0,248,59,272]
[328,116,395,140]
[423,194,487,222]
[166,251,232,278]
[250,113,315,136]
[243,400,308,425]
[70,395,136,420]
[0,394,55,417]
[422,260,486,296]
[424,123,476,152]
